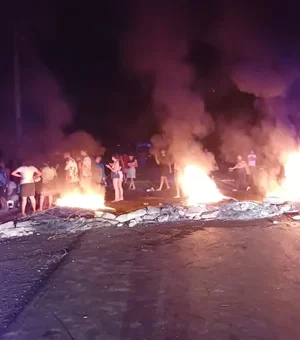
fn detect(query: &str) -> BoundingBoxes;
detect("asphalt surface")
[0,179,288,339]
[1,218,300,339]
[0,233,82,335]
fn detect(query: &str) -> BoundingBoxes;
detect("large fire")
[56,193,106,210]
[268,151,300,201]
[181,165,224,205]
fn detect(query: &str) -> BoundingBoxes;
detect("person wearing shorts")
[39,162,57,210]
[12,163,42,216]
[155,150,172,191]
[106,155,124,202]
[127,155,138,190]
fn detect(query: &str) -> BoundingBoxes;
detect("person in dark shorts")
[12,163,42,216]
[106,155,124,202]
[39,162,57,210]
[155,149,172,191]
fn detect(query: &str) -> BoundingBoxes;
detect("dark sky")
[1,1,300,154]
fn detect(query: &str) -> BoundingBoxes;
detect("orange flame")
[56,193,106,210]
[268,151,300,201]
[181,165,224,205]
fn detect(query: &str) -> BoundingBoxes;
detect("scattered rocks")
[185,205,207,219]
[116,208,147,223]
[218,201,280,221]
[279,203,294,214]
[100,212,116,220]
[202,210,219,219]
[147,206,161,215]
[129,219,138,228]
[95,218,119,226]
[143,214,160,221]
[116,214,131,223]
[0,198,297,240]
[157,214,170,223]
[264,196,286,205]
[0,220,34,239]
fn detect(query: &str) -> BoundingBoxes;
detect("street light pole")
[13,28,22,157]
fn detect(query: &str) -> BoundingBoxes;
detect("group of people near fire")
[4,150,139,216]
[0,148,257,216]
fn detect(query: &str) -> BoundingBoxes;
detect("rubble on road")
[1,198,300,240]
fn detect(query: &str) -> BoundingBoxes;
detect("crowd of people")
[0,150,140,216]
[0,147,258,216]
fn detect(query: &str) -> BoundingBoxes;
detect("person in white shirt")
[247,150,257,186]
[64,152,79,192]
[247,151,257,168]
[12,163,42,216]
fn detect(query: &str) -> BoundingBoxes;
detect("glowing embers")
[56,193,107,211]
[181,165,224,205]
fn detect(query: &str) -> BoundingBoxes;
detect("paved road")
[0,233,82,335]
[3,219,300,339]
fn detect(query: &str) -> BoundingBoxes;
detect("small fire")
[56,193,106,210]
[181,165,224,205]
[268,151,300,201]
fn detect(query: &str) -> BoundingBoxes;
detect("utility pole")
[13,28,22,157]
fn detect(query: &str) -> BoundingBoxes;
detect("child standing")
[127,155,138,190]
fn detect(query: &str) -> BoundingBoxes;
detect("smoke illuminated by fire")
[181,165,223,205]
[267,151,300,202]
[56,193,106,210]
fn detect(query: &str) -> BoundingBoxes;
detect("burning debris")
[181,165,224,205]
[56,193,109,211]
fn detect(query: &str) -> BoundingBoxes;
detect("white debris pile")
[218,201,281,221]
[0,200,294,240]
[0,221,35,239]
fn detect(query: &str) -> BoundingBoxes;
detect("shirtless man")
[229,155,250,192]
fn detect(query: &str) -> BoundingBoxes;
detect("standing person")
[34,168,42,209]
[80,150,92,192]
[76,156,82,179]
[39,162,57,211]
[64,152,79,192]
[122,153,129,183]
[173,162,182,198]
[0,161,9,211]
[106,155,124,202]
[247,150,257,168]
[127,155,138,190]
[94,156,106,188]
[247,150,257,186]
[12,162,42,216]
[155,149,172,191]
[7,179,19,208]
[229,155,250,192]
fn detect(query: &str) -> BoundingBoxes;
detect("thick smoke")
[124,4,216,171]
[4,38,105,162]
[124,1,300,195]
[213,2,300,195]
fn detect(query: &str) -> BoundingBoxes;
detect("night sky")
[1,1,300,155]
